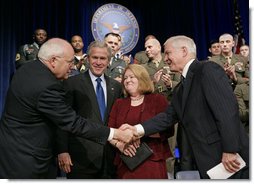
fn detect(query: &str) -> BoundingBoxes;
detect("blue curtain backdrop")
[0,0,249,117]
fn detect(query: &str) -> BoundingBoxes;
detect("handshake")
[112,124,143,157]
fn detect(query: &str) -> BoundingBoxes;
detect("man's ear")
[182,46,188,57]
[232,40,235,47]
[49,57,56,68]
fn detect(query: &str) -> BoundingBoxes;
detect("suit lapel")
[181,61,196,117]
[105,76,116,125]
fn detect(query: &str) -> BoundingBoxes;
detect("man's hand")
[161,73,172,88]
[58,152,73,173]
[113,128,134,143]
[115,139,140,157]
[225,65,237,82]
[221,152,240,173]
[119,123,143,140]
[153,69,163,83]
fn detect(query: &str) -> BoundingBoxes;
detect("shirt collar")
[33,42,39,49]
[89,70,105,83]
[182,59,195,78]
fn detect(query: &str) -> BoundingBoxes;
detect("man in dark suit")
[57,40,122,178]
[0,38,133,179]
[123,35,249,179]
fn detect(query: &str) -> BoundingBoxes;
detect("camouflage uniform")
[105,57,126,79]
[209,54,248,85]
[142,56,180,101]
[15,42,39,69]
[234,82,249,134]
[134,51,149,64]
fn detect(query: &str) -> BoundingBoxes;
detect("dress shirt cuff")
[135,124,145,137]
[108,128,114,141]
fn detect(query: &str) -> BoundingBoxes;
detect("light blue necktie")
[96,78,106,121]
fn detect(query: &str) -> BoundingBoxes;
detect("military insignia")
[25,48,34,55]
[158,86,163,93]
[91,3,139,54]
[235,62,244,71]
[116,66,125,74]
[16,53,21,61]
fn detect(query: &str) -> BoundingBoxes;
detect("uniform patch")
[16,53,20,61]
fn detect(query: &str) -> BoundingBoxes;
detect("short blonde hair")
[122,64,154,96]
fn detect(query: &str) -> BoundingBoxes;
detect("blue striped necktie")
[96,78,106,121]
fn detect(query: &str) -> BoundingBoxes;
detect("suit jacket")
[0,60,110,179]
[56,71,122,177]
[142,60,249,178]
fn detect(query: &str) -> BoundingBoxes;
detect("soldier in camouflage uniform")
[69,35,89,77]
[104,32,126,83]
[209,33,248,89]
[134,35,156,64]
[142,38,180,101]
[15,28,47,69]
[234,81,249,135]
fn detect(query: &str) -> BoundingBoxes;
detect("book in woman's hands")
[119,142,153,170]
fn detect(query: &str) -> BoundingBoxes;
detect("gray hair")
[38,38,69,60]
[164,35,196,57]
[87,40,112,61]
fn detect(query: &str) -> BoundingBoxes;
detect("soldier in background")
[207,39,221,60]
[15,28,47,69]
[104,32,126,83]
[69,35,88,77]
[134,35,156,64]
[234,82,249,135]
[142,38,180,101]
[209,33,248,89]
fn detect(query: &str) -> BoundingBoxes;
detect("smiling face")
[164,42,185,73]
[52,55,74,80]
[88,47,109,77]
[123,69,140,96]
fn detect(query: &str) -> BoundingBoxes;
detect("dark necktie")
[181,75,185,86]
[96,78,106,121]
[178,75,185,109]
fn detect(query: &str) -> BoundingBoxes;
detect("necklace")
[131,95,144,101]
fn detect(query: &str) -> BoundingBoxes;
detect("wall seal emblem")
[91,3,139,54]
